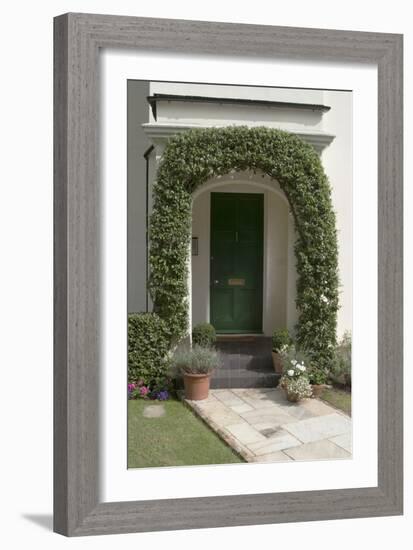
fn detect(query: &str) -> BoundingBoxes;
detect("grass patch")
[320,387,351,416]
[128,398,244,468]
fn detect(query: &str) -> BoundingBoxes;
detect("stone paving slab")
[247,429,302,455]
[231,403,255,414]
[240,408,298,430]
[237,389,285,410]
[329,432,352,453]
[201,405,241,427]
[225,422,267,445]
[214,390,247,407]
[282,413,351,444]
[251,451,293,463]
[299,398,339,417]
[234,388,317,420]
[183,388,352,464]
[284,440,351,460]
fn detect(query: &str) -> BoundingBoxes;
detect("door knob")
[214,280,219,284]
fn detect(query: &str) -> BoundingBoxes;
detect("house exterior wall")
[322,91,353,338]
[127,81,352,339]
[127,80,150,313]
[155,101,324,131]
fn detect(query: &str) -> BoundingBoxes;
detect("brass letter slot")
[228,278,245,286]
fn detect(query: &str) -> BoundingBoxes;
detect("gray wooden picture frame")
[53,13,403,537]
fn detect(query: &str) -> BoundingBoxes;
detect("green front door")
[210,192,264,333]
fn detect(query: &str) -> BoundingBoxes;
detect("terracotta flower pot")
[311,384,328,398]
[280,384,310,403]
[271,351,283,374]
[183,372,211,400]
[285,391,300,403]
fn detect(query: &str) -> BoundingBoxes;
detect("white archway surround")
[190,172,298,336]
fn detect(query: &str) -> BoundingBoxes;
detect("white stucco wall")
[156,101,324,132]
[322,91,353,338]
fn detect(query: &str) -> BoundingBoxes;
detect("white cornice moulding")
[142,123,335,154]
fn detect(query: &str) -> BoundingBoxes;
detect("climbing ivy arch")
[149,126,339,369]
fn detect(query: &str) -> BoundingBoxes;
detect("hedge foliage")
[192,322,217,348]
[128,312,170,386]
[148,126,339,369]
[272,329,293,353]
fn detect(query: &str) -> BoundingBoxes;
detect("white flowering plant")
[280,344,311,372]
[279,356,313,402]
[280,375,313,402]
[281,359,307,379]
[279,343,329,391]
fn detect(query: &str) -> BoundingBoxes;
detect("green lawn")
[320,387,351,416]
[128,398,244,468]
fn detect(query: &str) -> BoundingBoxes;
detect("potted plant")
[280,343,329,398]
[171,345,221,400]
[279,360,312,402]
[308,367,329,398]
[192,322,216,348]
[271,329,293,373]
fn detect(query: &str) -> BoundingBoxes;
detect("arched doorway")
[149,126,339,369]
[191,172,296,336]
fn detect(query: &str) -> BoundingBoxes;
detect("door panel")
[210,288,234,325]
[210,192,263,333]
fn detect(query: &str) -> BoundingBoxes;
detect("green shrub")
[330,331,352,386]
[128,312,171,387]
[308,366,329,385]
[272,328,293,353]
[171,345,222,375]
[192,322,216,348]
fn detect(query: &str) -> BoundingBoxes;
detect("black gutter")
[143,145,154,312]
[147,94,330,121]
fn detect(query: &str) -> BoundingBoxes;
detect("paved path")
[184,388,351,463]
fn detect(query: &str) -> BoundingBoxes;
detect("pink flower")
[139,386,149,396]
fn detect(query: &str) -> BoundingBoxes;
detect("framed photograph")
[54,13,403,536]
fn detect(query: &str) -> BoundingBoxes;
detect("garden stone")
[143,404,166,418]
